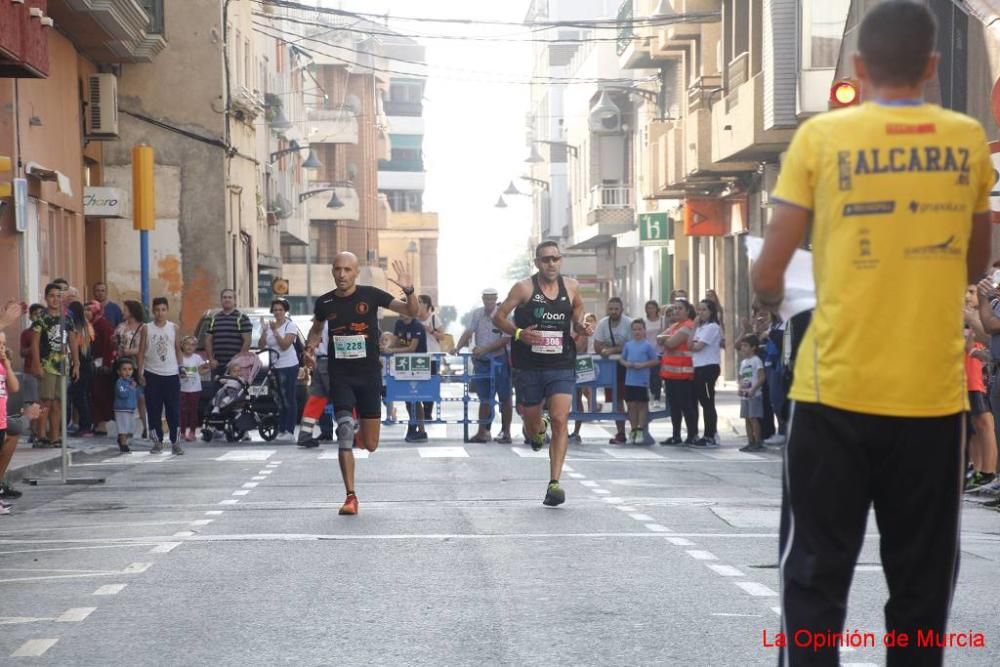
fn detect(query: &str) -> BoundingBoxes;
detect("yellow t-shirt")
[772,102,994,417]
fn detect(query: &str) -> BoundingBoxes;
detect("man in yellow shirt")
[752,3,993,666]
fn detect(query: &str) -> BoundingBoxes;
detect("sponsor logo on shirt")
[531,294,547,304]
[843,201,895,216]
[885,123,936,135]
[904,235,962,258]
[533,307,566,321]
[907,200,967,214]
[851,146,971,185]
[356,302,369,315]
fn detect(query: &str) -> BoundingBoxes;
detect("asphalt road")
[1,390,998,666]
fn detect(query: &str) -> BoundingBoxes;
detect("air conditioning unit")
[87,73,119,139]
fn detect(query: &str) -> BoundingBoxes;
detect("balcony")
[46,0,166,63]
[712,72,795,164]
[0,0,49,78]
[306,107,359,145]
[378,171,426,191]
[617,0,657,70]
[384,100,423,117]
[573,185,635,249]
[651,0,721,58]
[306,183,360,222]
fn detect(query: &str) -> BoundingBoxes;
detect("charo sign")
[84,187,127,218]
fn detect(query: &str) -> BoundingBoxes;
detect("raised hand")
[1,300,21,329]
[387,259,414,294]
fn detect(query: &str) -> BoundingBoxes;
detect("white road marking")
[205,511,224,516]
[190,520,213,527]
[707,564,745,577]
[258,470,273,475]
[510,447,548,458]
[56,607,96,622]
[593,489,611,495]
[219,499,239,505]
[93,584,127,596]
[0,616,53,625]
[11,639,59,657]
[712,613,761,617]
[629,513,655,522]
[242,482,259,489]
[215,450,275,461]
[643,524,671,533]
[616,506,639,512]
[270,461,283,464]
[841,663,878,667]
[172,531,195,538]
[602,498,624,504]
[580,481,599,487]
[734,581,778,597]
[686,550,718,560]
[601,448,663,460]
[122,562,153,574]
[703,449,763,460]
[771,606,782,616]
[148,542,181,554]
[251,476,267,481]
[232,490,250,496]
[562,465,574,472]
[567,472,586,479]
[855,565,882,572]
[319,449,370,459]
[418,446,469,458]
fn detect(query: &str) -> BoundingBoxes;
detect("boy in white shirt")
[737,335,765,452]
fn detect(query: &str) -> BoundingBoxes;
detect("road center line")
[643,524,671,533]
[219,499,239,505]
[251,476,266,481]
[232,490,250,496]
[172,531,195,538]
[204,511,224,516]
[686,550,718,560]
[629,513,655,522]
[592,489,611,495]
[706,564,745,577]
[190,520,214,527]
[149,543,181,554]
[242,482,259,489]
[580,480,598,487]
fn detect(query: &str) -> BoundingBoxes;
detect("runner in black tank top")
[511,275,576,371]
[304,252,419,517]
[494,242,592,507]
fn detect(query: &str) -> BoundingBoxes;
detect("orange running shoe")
[339,494,359,516]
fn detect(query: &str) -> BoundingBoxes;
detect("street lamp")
[270,140,323,170]
[298,181,353,208]
[525,140,579,163]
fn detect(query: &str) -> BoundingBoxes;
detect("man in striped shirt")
[205,289,251,377]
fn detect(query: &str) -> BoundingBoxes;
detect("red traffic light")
[830,80,860,109]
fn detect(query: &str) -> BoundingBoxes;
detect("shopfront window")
[801,0,850,70]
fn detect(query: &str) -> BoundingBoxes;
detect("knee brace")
[335,412,357,450]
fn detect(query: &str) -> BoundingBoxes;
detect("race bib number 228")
[333,335,367,359]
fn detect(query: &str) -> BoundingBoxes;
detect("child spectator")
[114,359,139,454]
[738,335,765,453]
[0,331,20,514]
[965,328,996,490]
[619,320,659,445]
[19,304,43,444]
[179,336,208,442]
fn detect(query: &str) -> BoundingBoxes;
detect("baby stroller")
[201,351,282,442]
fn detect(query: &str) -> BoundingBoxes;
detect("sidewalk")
[4,437,119,484]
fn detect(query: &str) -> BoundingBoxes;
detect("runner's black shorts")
[968,390,989,416]
[330,373,382,420]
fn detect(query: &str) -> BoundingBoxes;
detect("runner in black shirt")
[305,252,418,516]
[494,241,592,506]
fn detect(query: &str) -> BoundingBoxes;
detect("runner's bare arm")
[566,279,592,337]
[306,318,324,352]
[751,203,811,309]
[968,212,991,285]
[493,280,529,337]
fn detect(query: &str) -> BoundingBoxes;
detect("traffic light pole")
[141,230,150,309]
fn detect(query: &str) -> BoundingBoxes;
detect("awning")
[958,1,1000,38]
[25,161,72,196]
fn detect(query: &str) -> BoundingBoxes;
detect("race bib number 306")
[531,332,564,355]
[333,335,367,359]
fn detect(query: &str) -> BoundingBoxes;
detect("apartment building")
[0,0,166,315]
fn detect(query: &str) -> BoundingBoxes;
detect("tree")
[437,305,457,329]
[505,254,533,281]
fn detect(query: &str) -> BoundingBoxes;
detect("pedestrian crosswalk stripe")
[418,446,468,458]
[510,447,548,458]
[734,581,778,597]
[601,448,663,460]
[318,449,370,459]
[11,639,59,657]
[702,449,763,460]
[215,450,275,461]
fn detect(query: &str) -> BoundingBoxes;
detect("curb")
[6,443,120,485]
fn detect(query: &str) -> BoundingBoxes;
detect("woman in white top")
[258,298,300,441]
[689,299,723,447]
[137,297,183,453]
[643,300,665,403]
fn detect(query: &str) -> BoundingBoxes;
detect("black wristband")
[402,286,415,296]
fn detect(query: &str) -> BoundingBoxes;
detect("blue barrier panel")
[569,356,669,423]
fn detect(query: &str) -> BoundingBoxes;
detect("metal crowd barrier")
[379,352,668,442]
